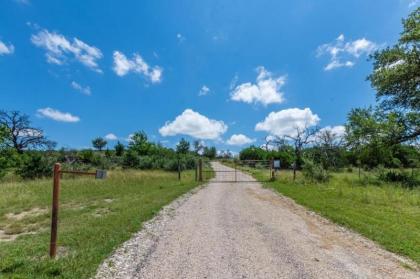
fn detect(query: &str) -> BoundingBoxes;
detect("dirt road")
[96,162,419,279]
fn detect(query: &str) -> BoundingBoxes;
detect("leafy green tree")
[16,152,53,179]
[344,107,419,168]
[128,131,151,155]
[114,141,125,156]
[367,8,419,143]
[203,146,217,159]
[176,138,190,154]
[92,137,107,151]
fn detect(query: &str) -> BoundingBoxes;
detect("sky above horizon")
[0,0,418,152]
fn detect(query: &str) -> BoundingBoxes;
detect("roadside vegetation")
[0,169,207,278]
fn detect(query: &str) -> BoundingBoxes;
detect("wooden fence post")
[198,159,203,182]
[195,161,198,181]
[50,163,61,258]
[177,158,181,181]
[270,158,275,181]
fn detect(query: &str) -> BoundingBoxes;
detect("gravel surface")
[95,162,419,279]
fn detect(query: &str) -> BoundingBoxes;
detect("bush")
[16,152,53,179]
[122,150,141,168]
[302,159,330,183]
[378,169,419,189]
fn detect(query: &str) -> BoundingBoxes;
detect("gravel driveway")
[96,162,419,279]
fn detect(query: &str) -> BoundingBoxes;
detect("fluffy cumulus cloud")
[112,51,162,83]
[317,34,377,71]
[198,85,210,96]
[255,108,320,137]
[31,29,103,72]
[37,107,80,123]
[226,134,255,146]
[230,67,286,106]
[104,133,118,140]
[71,81,91,95]
[319,125,345,137]
[0,40,14,55]
[159,109,228,140]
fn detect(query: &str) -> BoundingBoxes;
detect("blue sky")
[0,0,418,152]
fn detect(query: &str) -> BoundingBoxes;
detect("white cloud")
[159,109,228,140]
[37,107,80,123]
[112,51,162,83]
[0,40,14,55]
[409,0,419,8]
[317,34,377,71]
[104,133,118,141]
[226,134,255,146]
[255,108,320,137]
[176,33,185,42]
[71,81,91,95]
[230,67,286,106]
[319,125,345,137]
[31,29,103,72]
[198,85,210,96]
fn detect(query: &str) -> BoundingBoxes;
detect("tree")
[92,137,107,151]
[344,107,418,168]
[193,140,204,154]
[115,141,125,156]
[367,8,420,143]
[0,110,55,153]
[313,128,346,170]
[283,126,319,180]
[128,131,151,155]
[176,138,190,154]
[203,146,217,159]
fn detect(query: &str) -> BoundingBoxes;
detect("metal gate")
[201,160,274,183]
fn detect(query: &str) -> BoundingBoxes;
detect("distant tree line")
[0,111,218,180]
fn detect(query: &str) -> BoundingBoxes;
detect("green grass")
[242,167,420,264]
[0,169,204,278]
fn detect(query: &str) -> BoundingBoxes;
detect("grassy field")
[0,169,204,278]
[239,166,420,264]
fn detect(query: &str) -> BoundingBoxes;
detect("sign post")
[49,164,106,258]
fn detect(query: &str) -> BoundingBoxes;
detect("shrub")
[302,159,330,183]
[138,156,154,169]
[16,152,53,179]
[378,170,419,189]
[122,150,140,168]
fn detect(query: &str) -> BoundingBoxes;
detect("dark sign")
[95,170,107,179]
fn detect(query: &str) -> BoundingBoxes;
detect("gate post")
[270,158,275,181]
[50,163,61,258]
[195,161,198,181]
[177,158,181,181]
[198,159,203,182]
[234,161,237,182]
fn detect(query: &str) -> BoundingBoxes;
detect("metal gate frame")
[200,159,274,183]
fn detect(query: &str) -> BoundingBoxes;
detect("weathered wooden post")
[234,161,237,182]
[198,159,203,182]
[270,158,275,181]
[177,158,181,181]
[195,161,198,181]
[50,163,61,258]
